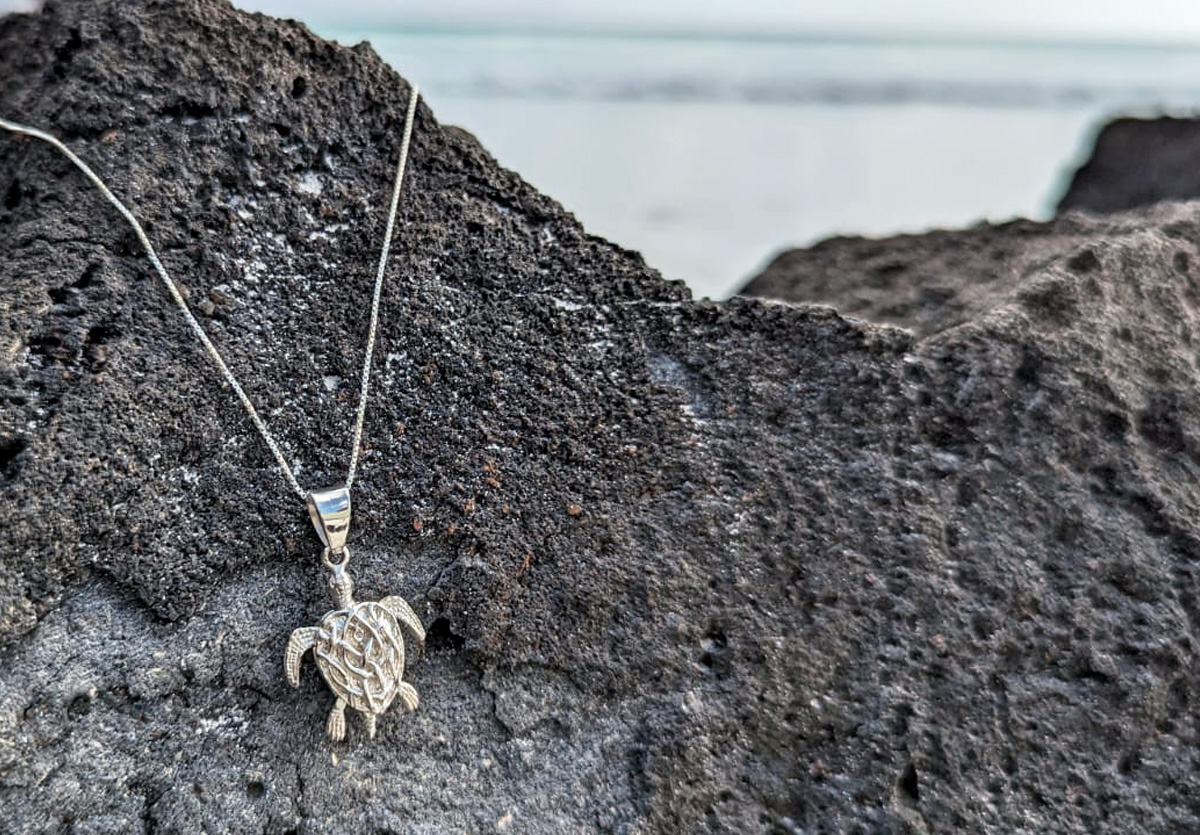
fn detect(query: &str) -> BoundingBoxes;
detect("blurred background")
[6,0,1200,297]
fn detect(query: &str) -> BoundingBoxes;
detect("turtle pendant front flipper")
[285,627,319,687]
[380,594,427,652]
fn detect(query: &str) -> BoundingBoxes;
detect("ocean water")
[316,27,1200,298]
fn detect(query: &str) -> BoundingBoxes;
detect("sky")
[234,0,1200,43]
[4,0,1200,43]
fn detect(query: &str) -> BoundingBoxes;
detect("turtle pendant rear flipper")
[328,697,348,742]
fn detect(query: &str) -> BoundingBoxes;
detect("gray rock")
[737,217,1105,337]
[2,1,1199,833]
[1057,115,1200,215]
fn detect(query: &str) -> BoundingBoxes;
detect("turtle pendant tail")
[285,549,425,741]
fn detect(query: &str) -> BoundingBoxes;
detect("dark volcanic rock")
[3,2,1200,834]
[737,217,1106,337]
[1058,115,1200,215]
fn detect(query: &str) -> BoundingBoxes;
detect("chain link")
[0,85,420,501]
[347,87,419,489]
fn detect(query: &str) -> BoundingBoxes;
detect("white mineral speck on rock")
[297,172,324,196]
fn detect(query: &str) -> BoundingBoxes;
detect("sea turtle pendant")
[285,487,426,741]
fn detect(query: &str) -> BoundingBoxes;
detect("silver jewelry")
[1,86,425,742]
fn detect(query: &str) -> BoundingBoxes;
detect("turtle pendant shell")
[313,601,406,716]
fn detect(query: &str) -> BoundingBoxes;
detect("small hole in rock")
[52,28,84,77]
[291,76,308,98]
[1014,350,1044,386]
[0,437,27,482]
[74,264,100,289]
[67,693,91,719]
[246,780,265,799]
[3,180,21,210]
[700,623,730,676]
[705,623,728,649]
[85,323,121,345]
[425,617,465,652]
[162,99,216,121]
[1067,248,1100,274]
[1117,752,1136,775]
[31,333,62,355]
[899,762,920,802]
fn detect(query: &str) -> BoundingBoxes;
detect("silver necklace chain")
[0,86,421,501]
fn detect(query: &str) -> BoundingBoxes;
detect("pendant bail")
[307,485,352,554]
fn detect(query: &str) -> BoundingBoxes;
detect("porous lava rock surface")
[2,2,1199,834]
[737,217,1107,337]
[1058,115,1200,215]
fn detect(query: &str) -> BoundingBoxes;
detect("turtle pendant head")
[326,557,356,609]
